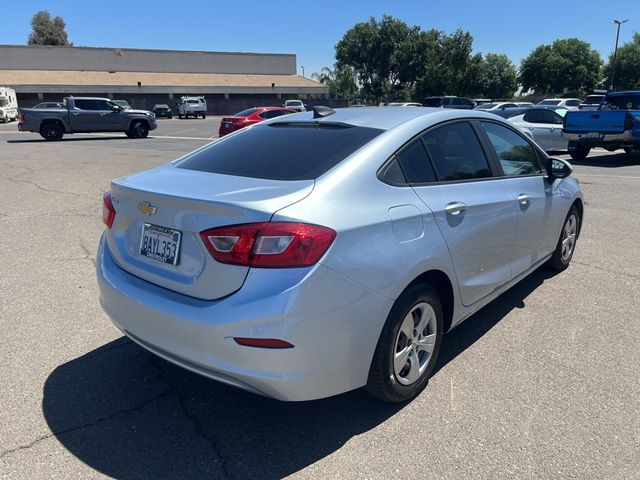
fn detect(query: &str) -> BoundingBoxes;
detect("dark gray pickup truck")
[18,96,157,141]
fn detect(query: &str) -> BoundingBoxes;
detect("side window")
[258,110,273,119]
[422,122,492,181]
[379,159,407,184]
[396,138,437,183]
[74,99,98,110]
[95,100,113,110]
[542,110,563,125]
[566,100,580,107]
[523,110,545,123]
[480,122,543,176]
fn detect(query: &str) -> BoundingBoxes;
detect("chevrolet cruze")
[97,107,583,402]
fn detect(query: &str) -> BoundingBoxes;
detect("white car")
[537,98,582,111]
[283,99,306,112]
[474,102,519,111]
[495,107,567,152]
[515,102,535,108]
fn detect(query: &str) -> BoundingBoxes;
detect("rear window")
[582,96,604,105]
[177,123,384,180]
[475,103,497,110]
[601,95,640,111]
[539,100,561,106]
[423,98,442,107]
[233,108,259,117]
[187,100,201,104]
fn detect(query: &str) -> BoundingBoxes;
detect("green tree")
[520,38,602,94]
[28,10,72,46]
[479,53,518,98]
[604,32,640,89]
[335,15,420,102]
[311,67,334,85]
[311,66,359,100]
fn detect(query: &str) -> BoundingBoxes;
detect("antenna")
[313,106,335,119]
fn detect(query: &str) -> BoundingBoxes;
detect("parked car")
[495,107,568,152]
[97,106,583,403]
[0,87,19,123]
[577,95,605,111]
[538,105,569,117]
[515,102,535,108]
[474,102,519,111]
[563,90,640,159]
[33,102,64,109]
[18,96,157,141]
[218,106,295,136]
[537,98,582,110]
[473,98,494,106]
[178,96,207,119]
[283,99,306,112]
[388,102,422,107]
[152,104,173,119]
[422,96,476,109]
[112,100,132,110]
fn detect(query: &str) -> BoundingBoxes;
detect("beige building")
[0,45,330,114]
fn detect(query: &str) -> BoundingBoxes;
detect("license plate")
[586,132,601,139]
[140,223,181,265]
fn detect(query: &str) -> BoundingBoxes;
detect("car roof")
[270,106,502,131]
[608,90,640,96]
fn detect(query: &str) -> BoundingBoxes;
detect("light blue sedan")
[97,107,583,402]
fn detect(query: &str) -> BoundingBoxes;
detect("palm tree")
[311,67,334,85]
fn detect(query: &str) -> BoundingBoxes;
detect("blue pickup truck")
[562,90,640,160]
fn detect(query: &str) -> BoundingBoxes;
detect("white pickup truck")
[177,96,207,119]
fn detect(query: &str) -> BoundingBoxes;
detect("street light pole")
[609,19,629,91]
[301,66,305,78]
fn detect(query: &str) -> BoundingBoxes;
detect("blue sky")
[3,0,637,77]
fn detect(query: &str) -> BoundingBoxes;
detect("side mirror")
[546,157,572,181]
[111,105,122,112]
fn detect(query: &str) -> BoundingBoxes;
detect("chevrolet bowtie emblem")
[137,201,157,215]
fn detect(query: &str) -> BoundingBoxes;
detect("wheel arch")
[404,269,455,333]
[572,197,584,238]
[128,117,150,130]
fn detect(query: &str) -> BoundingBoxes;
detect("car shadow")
[570,151,639,168]
[42,267,555,479]
[6,136,134,143]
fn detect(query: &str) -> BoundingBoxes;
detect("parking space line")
[575,173,640,179]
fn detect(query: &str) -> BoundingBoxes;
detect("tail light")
[18,111,25,122]
[200,222,336,268]
[102,192,116,228]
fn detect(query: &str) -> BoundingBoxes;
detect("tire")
[168,114,172,119]
[128,120,149,139]
[623,147,638,155]
[39,122,64,141]
[569,145,590,161]
[366,284,444,403]
[202,112,207,119]
[547,205,580,271]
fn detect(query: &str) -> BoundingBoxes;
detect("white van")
[177,96,207,119]
[0,87,18,123]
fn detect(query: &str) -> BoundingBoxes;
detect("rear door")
[541,110,567,150]
[403,120,518,306]
[70,99,101,131]
[478,121,563,276]
[521,110,554,150]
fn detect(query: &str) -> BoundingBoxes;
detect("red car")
[218,106,296,136]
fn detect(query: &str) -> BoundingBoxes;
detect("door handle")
[517,194,531,205]
[71,112,79,116]
[445,202,468,215]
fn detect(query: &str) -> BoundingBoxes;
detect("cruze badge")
[137,201,157,216]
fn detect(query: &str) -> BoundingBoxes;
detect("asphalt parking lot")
[0,116,639,479]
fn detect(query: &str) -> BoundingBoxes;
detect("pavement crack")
[5,176,84,198]
[572,260,640,280]
[0,389,172,461]
[150,356,233,479]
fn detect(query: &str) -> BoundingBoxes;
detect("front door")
[478,121,563,276]
[406,121,518,307]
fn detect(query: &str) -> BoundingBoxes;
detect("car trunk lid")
[563,110,629,134]
[106,164,314,300]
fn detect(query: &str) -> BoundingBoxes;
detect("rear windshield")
[582,96,604,105]
[422,98,442,107]
[176,123,384,180]
[601,95,640,111]
[475,103,497,110]
[539,100,561,106]
[286,101,302,106]
[233,108,259,117]
[187,100,201,104]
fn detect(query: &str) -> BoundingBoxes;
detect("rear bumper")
[97,235,392,401]
[562,131,634,143]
